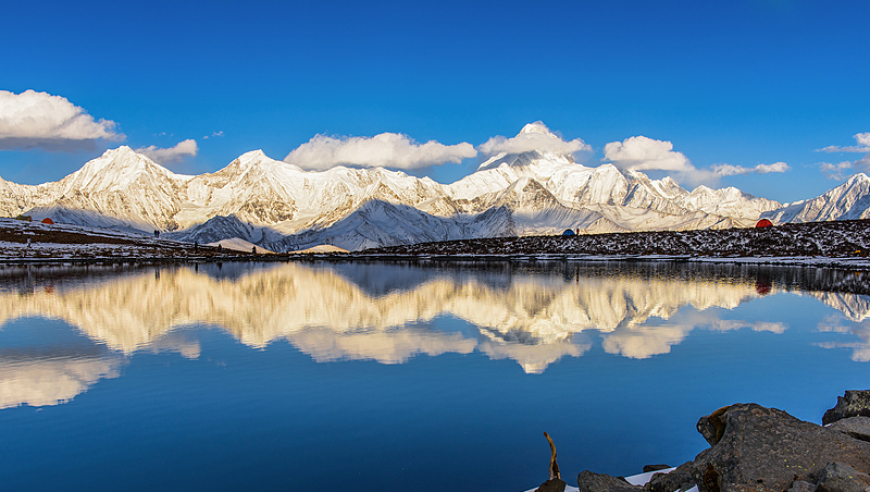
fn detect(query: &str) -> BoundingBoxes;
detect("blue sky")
[1,0,868,203]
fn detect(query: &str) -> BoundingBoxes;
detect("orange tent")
[755,219,773,228]
[41,217,54,224]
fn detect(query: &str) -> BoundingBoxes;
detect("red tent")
[41,217,54,225]
[755,219,773,228]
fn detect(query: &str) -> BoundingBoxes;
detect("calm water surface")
[0,260,868,491]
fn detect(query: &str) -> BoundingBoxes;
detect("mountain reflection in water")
[1,261,868,409]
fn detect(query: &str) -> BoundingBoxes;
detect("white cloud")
[816,318,870,362]
[478,121,591,157]
[818,133,870,153]
[203,131,223,139]
[602,135,789,186]
[820,161,855,180]
[707,319,788,334]
[0,356,124,409]
[710,161,790,176]
[284,132,477,170]
[0,89,124,151]
[602,136,694,172]
[135,139,198,164]
[816,133,870,179]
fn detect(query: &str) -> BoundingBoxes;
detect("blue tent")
[562,229,576,236]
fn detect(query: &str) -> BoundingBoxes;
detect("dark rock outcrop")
[642,465,673,473]
[534,478,567,492]
[690,403,870,492]
[828,416,870,443]
[643,462,695,492]
[555,395,870,492]
[787,481,817,492]
[576,470,641,492]
[823,391,870,425]
[816,463,870,492]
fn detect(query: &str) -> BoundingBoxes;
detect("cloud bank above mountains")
[135,139,199,164]
[16,89,870,187]
[284,132,477,170]
[602,135,790,185]
[478,121,592,158]
[0,90,124,151]
[817,133,870,180]
[283,121,594,172]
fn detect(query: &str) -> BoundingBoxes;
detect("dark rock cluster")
[363,219,870,259]
[561,391,870,492]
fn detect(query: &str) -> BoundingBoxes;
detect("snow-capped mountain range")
[1,124,868,251]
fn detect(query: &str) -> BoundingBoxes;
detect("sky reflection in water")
[0,261,868,492]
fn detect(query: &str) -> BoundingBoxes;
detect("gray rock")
[690,403,870,492]
[577,470,642,492]
[643,462,695,492]
[817,462,870,492]
[534,478,567,492]
[788,481,818,492]
[828,416,870,443]
[823,391,870,425]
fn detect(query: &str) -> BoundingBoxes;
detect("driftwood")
[535,432,567,492]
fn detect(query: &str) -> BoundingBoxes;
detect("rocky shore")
[537,391,870,492]
[364,220,870,259]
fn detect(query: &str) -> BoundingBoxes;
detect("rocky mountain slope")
[762,173,870,223]
[1,124,868,251]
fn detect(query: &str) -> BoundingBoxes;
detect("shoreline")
[1,216,868,270]
[1,252,869,271]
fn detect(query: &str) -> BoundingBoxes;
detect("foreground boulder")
[823,390,870,425]
[576,470,640,492]
[692,403,870,492]
[828,416,870,442]
[573,397,870,492]
[643,462,694,492]
[816,463,870,492]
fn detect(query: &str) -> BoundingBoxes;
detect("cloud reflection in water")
[0,261,868,407]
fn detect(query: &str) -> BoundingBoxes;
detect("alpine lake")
[1,259,868,492]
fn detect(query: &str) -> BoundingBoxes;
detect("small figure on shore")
[252,246,257,254]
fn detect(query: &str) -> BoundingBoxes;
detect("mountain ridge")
[2,128,869,251]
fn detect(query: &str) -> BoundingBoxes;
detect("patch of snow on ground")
[205,237,275,253]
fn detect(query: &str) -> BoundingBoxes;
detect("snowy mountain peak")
[236,149,272,166]
[63,146,176,188]
[762,171,870,223]
[519,122,558,138]
[846,172,869,184]
[89,146,148,168]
